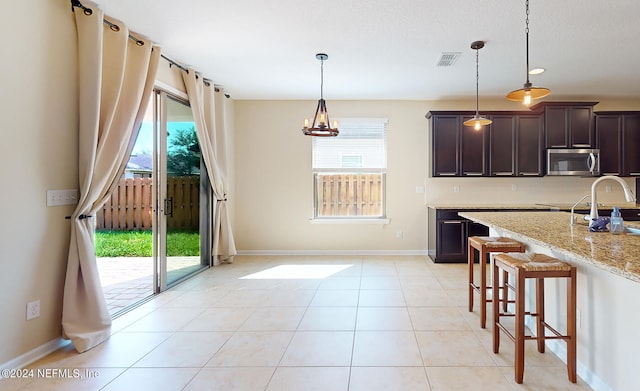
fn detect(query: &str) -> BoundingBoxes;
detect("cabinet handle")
[629,173,640,176]
[572,144,592,147]
[463,172,484,176]
[603,172,619,175]
[518,172,540,176]
[550,145,566,148]
[437,172,458,176]
[493,172,513,176]
[442,221,464,224]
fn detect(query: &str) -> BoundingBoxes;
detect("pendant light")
[302,53,339,137]
[506,0,550,105]
[463,41,492,131]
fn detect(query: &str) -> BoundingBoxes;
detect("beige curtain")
[63,2,160,353]
[182,70,237,264]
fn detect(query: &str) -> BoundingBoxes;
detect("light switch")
[47,189,79,206]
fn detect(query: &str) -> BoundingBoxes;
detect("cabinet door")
[461,116,487,176]
[596,115,622,175]
[622,115,640,176]
[489,116,516,176]
[432,115,460,176]
[570,107,595,147]
[544,105,595,148]
[437,220,467,261]
[545,107,568,148]
[517,116,544,176]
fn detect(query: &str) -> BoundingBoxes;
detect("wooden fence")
[95,176,200,231]
[316,173,383,217]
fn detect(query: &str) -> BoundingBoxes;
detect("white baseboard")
[1,338,71,374]
[524,318,612,391]
[236,250,429,256]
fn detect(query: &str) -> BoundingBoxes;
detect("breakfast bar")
[459,211,640,391]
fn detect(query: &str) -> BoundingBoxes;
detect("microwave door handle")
[588,153,596,172]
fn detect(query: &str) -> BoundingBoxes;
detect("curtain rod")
[70,0,230,98]
[70,0,144,46]
[160,54,227,95]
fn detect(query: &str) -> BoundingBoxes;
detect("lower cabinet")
[428,208,489,263]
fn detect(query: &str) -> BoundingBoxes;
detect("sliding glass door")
[96,89,211,316]
[157,93,210,290]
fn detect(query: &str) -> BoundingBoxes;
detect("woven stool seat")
[468,236,525,250]
[494,253,573,272]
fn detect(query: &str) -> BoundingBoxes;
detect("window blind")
[312,118,388,171]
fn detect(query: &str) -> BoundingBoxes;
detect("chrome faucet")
[570,194,590,226]
[589,175,636,228]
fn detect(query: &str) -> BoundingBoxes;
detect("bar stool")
[492,252,577,384]
[468,236,526,328]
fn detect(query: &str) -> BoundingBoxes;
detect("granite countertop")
[458,211,640,283]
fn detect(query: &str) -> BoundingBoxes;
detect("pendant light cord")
[474,48,479,116]
[525,0,531,85]
[320,58,324,100]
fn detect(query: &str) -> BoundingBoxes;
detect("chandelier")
[302,53,339,137]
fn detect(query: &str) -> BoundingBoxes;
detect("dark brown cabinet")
[531,102,598,148]
[595,112,640,176]
[595,114,622,175]
[429,112,487,177]
[427,208,489,263]
[622,115,640,176]
[431,115,459,176]
[489,114,544,176]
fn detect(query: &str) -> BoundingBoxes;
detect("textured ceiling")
[93,0,640,101]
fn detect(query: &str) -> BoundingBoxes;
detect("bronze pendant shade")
[506,0,550,105]
[463,41,492,131]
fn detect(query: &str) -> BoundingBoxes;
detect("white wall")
[234,99,640,253]
[0,1,78,364]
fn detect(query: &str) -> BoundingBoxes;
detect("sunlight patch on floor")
[240,264,353,279]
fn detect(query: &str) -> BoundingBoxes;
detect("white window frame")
[311,118,389,224]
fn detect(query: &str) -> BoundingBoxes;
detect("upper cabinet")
[595,112,640,176]
[489,114,544,177]
[428,111,541,177]
[428,112,488,177]
[530,102,598,148]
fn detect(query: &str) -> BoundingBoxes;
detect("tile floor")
[2,255,592,390]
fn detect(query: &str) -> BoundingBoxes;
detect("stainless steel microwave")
[546,148,600,176]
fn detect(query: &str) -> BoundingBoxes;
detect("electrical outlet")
[453,185,460,193]
[605,185,612,193]
[26,300,40,320]
[511,184,518,191]
[47,189,79,206]
[396,230,403,239]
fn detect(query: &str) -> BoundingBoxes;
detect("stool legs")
[468,244,491,328]
[536,278,545,353]
[567,268,577,383]
[515,268,525,384]
[468,242,474,313]
[493,254,577,385]
[492,259,500,354]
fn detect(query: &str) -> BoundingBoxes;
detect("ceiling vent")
[437,52,461,67]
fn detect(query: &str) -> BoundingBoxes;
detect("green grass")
[95,230,200,257]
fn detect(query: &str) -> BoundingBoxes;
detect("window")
[312,118,388,220]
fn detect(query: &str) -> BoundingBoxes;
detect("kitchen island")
[459,211,640,391]
[458,211,640,283]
